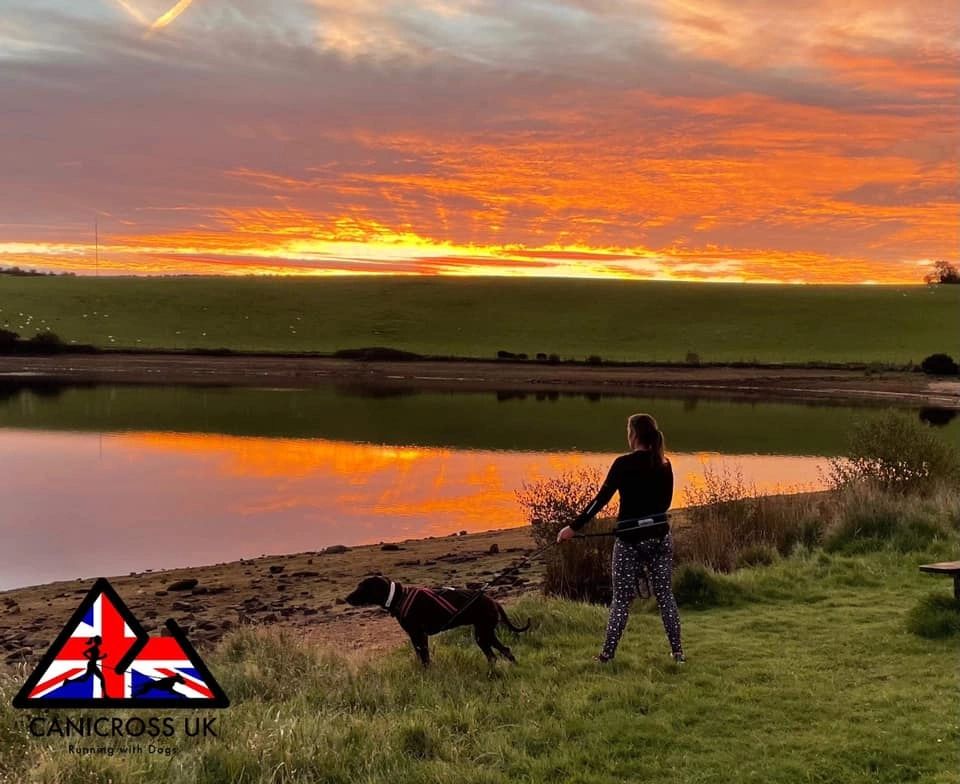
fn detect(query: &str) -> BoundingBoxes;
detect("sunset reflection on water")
[1,429,825,589]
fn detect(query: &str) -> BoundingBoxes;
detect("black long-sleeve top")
[571,451,674,537]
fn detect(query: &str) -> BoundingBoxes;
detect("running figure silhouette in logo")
[64,635,111,698]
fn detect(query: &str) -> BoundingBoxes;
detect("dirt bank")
[1,353,957,408]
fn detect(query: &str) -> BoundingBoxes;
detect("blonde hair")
[627,413,666,464]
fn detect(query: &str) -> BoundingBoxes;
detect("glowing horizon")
[1,1,957,284]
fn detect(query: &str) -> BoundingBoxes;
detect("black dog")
[344,575,529,666]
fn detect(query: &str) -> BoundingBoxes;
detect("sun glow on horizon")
[2,1,957,284]
[0,233,935,284]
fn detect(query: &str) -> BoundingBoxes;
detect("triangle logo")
[12,578,229,709]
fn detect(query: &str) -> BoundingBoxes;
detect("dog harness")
[390,585,459,622]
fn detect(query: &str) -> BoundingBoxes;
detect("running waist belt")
[615,513,669,543]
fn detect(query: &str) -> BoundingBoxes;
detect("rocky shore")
[0,526,539,666]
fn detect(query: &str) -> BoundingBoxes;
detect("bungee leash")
[436,513,672,631]
[437,539,558,631]
[570,513,670,539]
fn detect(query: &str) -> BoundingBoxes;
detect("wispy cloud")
[0,0,956,282]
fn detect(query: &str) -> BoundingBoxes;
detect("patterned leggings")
[601,534,683,659]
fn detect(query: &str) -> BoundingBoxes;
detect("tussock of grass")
[670,563,746,609]
[907,593,960,639]
[824,486,959,555]
[735,543,780,569]
[2,549,958,784]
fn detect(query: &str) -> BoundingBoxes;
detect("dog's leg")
[474,625,498,665]
[490,631,517,664]
[408,629,430,667]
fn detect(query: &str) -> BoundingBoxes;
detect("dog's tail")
[497,604,530,633]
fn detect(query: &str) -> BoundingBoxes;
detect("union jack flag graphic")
[12,578,229,709]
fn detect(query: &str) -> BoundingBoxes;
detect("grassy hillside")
[1,276,957,363]
[2,546,958,784]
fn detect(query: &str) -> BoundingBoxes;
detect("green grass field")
[2,276,957,363]
[2,546,958,784]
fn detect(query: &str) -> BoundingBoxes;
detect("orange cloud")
[1,1,956,283]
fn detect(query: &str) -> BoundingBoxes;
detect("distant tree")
[920,353,959,376]
[0,266,68,276]
[925,260,960,285]
[0,328,19,346]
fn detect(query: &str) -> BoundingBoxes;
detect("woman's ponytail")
[628,413,667,464]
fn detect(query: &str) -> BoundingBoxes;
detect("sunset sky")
[1,1,957,282]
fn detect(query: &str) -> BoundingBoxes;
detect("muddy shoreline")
[1,353,958,407]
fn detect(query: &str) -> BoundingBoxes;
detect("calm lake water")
[2,382,957,590]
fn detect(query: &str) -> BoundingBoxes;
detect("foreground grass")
[2,547,958,784]
[2,276,957,363]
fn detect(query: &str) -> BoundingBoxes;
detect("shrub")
[548,353,561,363]
[920,353,959,376]
[907,593,960,638]
[685,351,701,366]
[826,412,960,493]
[518,468,616,601]
[518,468,613,534]
[0,329,18,347]
[586,354,603,365]
[544,525,616,603]
[675,464,826,571]
[673,506,739,572]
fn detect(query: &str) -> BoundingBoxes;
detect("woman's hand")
[556,525,576,543]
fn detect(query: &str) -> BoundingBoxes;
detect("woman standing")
[556,413,684,663]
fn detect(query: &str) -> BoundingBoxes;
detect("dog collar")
[383,581,397,610]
